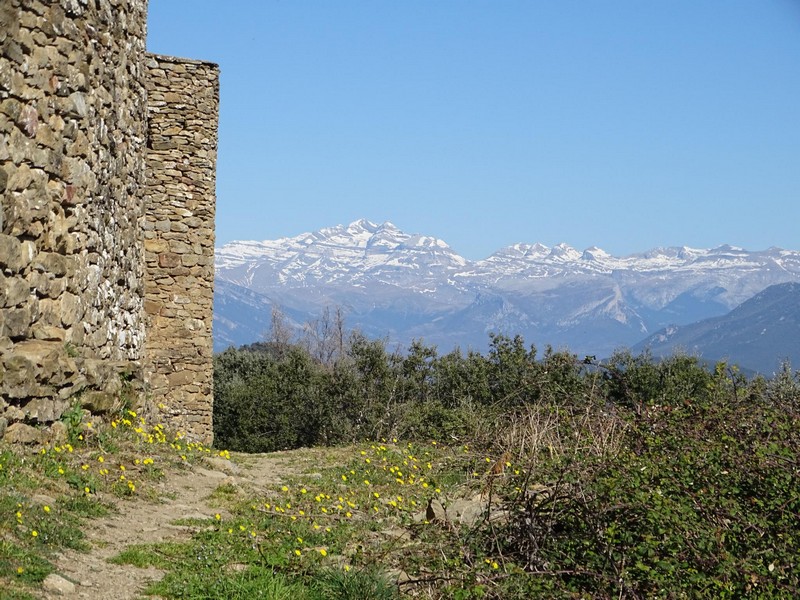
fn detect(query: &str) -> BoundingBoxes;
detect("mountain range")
[634,282,800,374]
[214,219,800,372]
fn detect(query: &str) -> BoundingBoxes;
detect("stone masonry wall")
[143,55,218,444]
[1,0,150,440]
[0,1,219,444]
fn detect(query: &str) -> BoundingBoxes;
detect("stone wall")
[0,0,219,444]
[144,55,218,443]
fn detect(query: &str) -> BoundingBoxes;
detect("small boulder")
[448,495,488,527]
[413,498,447,523]
[205,455,240,475]
[42,573,76,595]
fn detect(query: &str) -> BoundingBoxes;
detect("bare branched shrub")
[498,402,628,466]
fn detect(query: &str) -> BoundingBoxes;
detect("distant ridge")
[214,220,800,358]
[633,282,800,374]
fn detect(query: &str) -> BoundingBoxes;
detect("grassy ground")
[2,384,799,599]
[0,412,518,599]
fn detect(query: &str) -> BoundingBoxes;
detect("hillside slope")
[634,282,800,373]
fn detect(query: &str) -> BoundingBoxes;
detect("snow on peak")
[710,244,747,255]
[402,235,451,250]
[548,243,581,261]
[216,220,800,299]
[485,242,550,262]
[376,221,401,232]
[581,246,611,261]
[346,219,380,235]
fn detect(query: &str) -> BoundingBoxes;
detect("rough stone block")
[168,240,191,254]
[158,252,181,268]
[80,390,120,414]
[0,234,35,272]
[60,291,83,326]
[2,422,44,444]
[167,370,196,386]
[32,251,68,276]
[42,573,76,596]
[185,318,205,332]
[144,238,169,252]
[143,299,161,315]
[32,325,67,341]
[22,397,69,423]
[1,273,31,307]
[3,305,33,338]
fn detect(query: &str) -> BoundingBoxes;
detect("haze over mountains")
[214,220,800,371]
[634,282,800,374]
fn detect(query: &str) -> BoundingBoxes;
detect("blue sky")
[146,1,800,260]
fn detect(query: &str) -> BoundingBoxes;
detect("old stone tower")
[1,0,219,443]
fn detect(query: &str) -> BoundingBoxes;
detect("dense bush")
[489,355,800,597]
[214,331,590,450]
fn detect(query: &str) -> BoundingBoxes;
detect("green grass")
[107,439,503,598]
[0,410,222,598]
[313,567,399,600]
[113,383,800,599]
[108,542,193,570]
[148,565,317,600]
[0,540,54,584]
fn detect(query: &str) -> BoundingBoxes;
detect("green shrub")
[487,362,800,598]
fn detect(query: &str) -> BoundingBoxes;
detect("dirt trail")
[47,449,332,600]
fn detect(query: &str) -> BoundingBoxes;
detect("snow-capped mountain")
[217,219,467,291]
[214,219,800,357]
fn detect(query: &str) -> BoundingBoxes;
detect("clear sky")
[146,1,800,260]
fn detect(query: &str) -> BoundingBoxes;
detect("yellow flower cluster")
[33,411,233,502]
[206,439,449,569]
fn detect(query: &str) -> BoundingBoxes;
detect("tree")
[266,305,294,359]
[301,306,348,368]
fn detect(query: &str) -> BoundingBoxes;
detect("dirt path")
[46,449,336,600]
